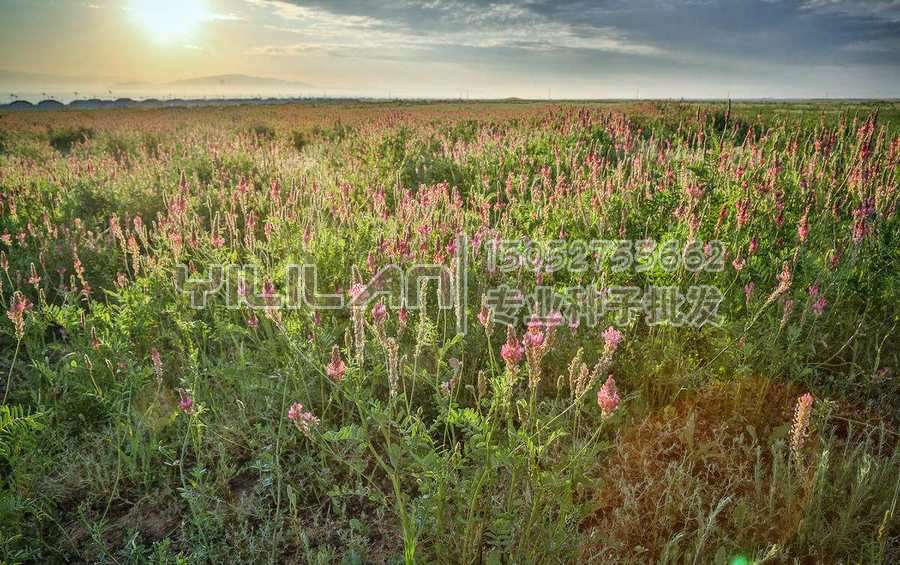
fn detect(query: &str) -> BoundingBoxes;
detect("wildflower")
[372,301,388,325]
[597,375,620,419]
[7,292,33,340]
[568,314,580,335]
[151,348,163,385]
[287,402,320,436]
[776,262,793,294]
[790,393,814,465]
[852,199,875,244]
[477,302,493,334]
[601,326,624,353]
[780,298,795,329]
[829,250,842,270]
[348,283,368,304]
[748,237,759,255]
[500,326,523,368]
[28,263,40,286]
[398,307,409,330]
[798,207,810,242]
[325,345,346,382]
[247,313,259,328]
[0,250,7,272]
[744,281,755,303]
[732,254,745,272]
[177,388,194,414]
[545,311,564,328]
[811,296,827,316]
[523,325,545,349]
[568,348,601,399]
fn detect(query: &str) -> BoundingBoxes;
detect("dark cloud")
[248,0,900,96]
[257,0,900,65]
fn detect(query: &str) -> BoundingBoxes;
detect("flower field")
[1,100,899,563]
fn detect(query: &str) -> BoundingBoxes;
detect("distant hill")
[36,99,65,110]
[168,74,312,89]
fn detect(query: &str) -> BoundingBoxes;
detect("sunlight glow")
[129,0,211,42]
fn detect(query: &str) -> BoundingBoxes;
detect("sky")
[0,0,899,99]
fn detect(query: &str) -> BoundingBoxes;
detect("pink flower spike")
[602,326,624,353]
[287,402,320,436]
[177,389,194,414]
[326,345,347,382]
[597,375,620,419]
[811,296,827,316]
[500,326,524,368]
[523,327,545,349]
[372,301,388,325]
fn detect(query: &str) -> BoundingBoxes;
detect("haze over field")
[1,0,899,102]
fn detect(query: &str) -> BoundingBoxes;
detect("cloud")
[250,42,327,55]
[235,0,900,96]
[801,0,900,22]
[245,0,662,55]
[209,13,245,21]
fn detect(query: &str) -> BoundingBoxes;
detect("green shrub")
[48,126,94,153]
[290,129,309,152]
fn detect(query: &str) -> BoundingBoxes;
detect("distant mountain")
[168,74,312,89]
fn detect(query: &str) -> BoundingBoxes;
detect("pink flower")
[177,389,194,414]
[500,326,524,368]
[601,326,624,353]
[372,301,388,325]
[545,311,564,328]
[151,348,163,383]
[523,326,545,349]
[732,255,745,272]
[398,307,409,328]
[28,263,40,286]
[568,315,580,335]
[325,345,346,382]
[477,303,492,330]
[744,281,755,303]
[798,207,810,242]
[7,292,32,340]
[596,375,620,419]
[811,296,827,316]
[287,402,320,436]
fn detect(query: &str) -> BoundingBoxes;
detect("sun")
[129,0,211,42]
